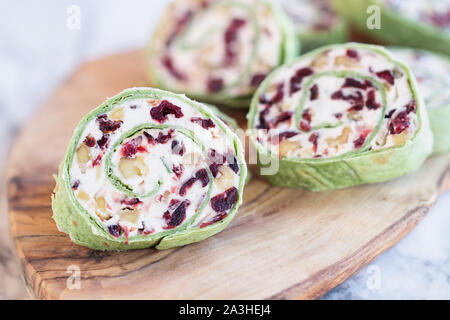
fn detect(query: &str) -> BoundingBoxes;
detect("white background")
[0,0,449,299]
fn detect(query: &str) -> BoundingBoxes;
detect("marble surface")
[0,0,449,300]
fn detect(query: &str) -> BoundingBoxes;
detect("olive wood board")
[7,49,450,299]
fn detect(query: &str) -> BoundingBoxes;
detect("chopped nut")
[391,130,409,146]
[216,166,235,189]
[110,107,124,121]
[347,111,363,121]
[120,208,140,224]
[77,190,90,202]
[311,52,329,69]
[326,126,351,149]
[118,155,149,178]
[334,55,360,68]
[95,196,111,220]
[279,139,302,157]
[76,144,91,166]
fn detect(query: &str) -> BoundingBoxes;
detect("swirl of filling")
[390,47,450,154]
[248,43,432,190]
[52,88,246,250]
[147,0,297,106]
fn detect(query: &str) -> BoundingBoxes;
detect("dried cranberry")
[300,120,311,132]
[335,113,343,119]
[72,180,80,190]
[120,198,142,206]
[156,130,174,144]
[259,82,284,105]
[376,70,394,85]
[211,187,238,213]
[195,168,210,187]
[84,135,96,147]
[343,78,372,90]
[171,140,185,156]
[179,177,197,196]
[163,200,190,229]
[209,163,219,178]
[302,109,312,122]
[162,55,186,81]
[121,139,138,158]
[346,49,359,59]
[353,137,365,148]
[191,117,215,129]
[406,100,416,114]
[224,18,246,66]
[92,154,102,167]
[290,67,313,95]
[310,84,319,100]
[250,73,266,87]
[172,164,184,178]
[200,212,227,228]
[365,89,380,110]
[389,111,409,134]
[308,132,319,153]
[143,131,155,144]
[150,100,183,123]
[276,131,299,143]
[207,78,224,93]
[269,112,292,128]
[228,156,239,174]
[97,115,122,134]
[108,224,121,238]
[97,134,110,149]
[166,10,193,46]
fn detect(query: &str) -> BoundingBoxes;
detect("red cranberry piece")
[166,10,193,46]
[251,73,266,87]
[156,130,174,144]
[151,100,183,123]
[228,156,239,174]
[171,140,185,156]
[172,163,184,178]
[143,131,155,145]
[191,117,215,129]
[310,84,319,100]
[120,198,142,206]
[269,112,292,129]
[200,212,227,228]
[211,187,238,213]
[195,168,210,187]
[406,100,416,114]
[290,67,313,95]
[92,154,102,167]
[97,134,109,149]
[209,163,219,178]
[308,132,319,153]
[389,111,410,134]
[276,131,299,143]
[260,82,284,106]
[163,200,190,229]
[121,139,138,158]
[84,135,96,147]
[162,55,186,81]
[207,78,224,93]
[343,78,372,90]
[334,113,343,119]
[224,18,246,66]
[97,115,122,134]
[365,89,380,110]
[376,70,394,85]
[108,224,121,238]
[72,180,80,190]
[353,137,365,149]
[300,120,311,132]
[179,177,197,196]
[346,49,359,59]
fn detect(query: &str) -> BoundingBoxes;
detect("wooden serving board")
[7,49,450,300]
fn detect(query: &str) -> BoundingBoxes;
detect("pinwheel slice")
[247,43,433,191]
[281,0,348,52]
[147,0,298,108]
[52,88,247,250]
[389,47,450,155]
[332,0,450,55]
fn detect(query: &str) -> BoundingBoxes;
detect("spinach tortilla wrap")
[389,47,450,155]
[332,0,450,56]
[52,88,247,250]
[147,0,299,108]
[247,43,433,191]
[280,0,348,52]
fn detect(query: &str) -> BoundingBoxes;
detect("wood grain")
[7,49,450,300]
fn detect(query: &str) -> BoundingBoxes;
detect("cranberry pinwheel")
[147,0,298,108]
[248,43,433,191]
[52,88,247,250]
[390,47,450,155]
